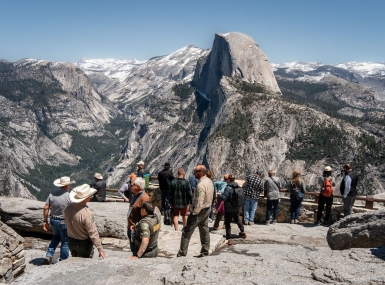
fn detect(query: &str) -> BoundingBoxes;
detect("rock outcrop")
[193,32,281,100]
[0,222,25,283]
[327,210,385,250]
[0,197,128,239]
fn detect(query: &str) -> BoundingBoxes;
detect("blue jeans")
[161,190,169,212]
[244,198,258,223]
[290,194,303,220]
[46,219,69,261]
[266,199,279,221]
[127,227,137,256]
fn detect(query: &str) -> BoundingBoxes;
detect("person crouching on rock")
[127,177,150,256]
[42,176,75,265]
[64,184,105,259]
[128,201,161,259]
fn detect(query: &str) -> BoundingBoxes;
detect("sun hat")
[70,184,97,203]
[53,176,76,187]
[94,173,103,180]
[324,166,332,172]
[137,160,145,165]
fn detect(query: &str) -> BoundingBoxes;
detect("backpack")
[163,209,173,226]
[323,177,333,197]
[230,186,244,208]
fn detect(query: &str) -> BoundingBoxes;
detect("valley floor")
[15,220,385,285]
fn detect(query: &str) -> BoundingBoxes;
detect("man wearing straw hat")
[90,173,106,202]
[64,184,106,259]
[42,176,75,265]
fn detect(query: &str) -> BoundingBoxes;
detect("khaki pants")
[177,207,211,257]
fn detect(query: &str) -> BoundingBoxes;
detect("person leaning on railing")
[287,170,306,224]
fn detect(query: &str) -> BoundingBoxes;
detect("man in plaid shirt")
[243,170,263,225]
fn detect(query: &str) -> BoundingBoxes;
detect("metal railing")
[274,189,385,210]
[107,187,385,209]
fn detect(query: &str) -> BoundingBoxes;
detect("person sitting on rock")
[64,184,105,259]
[217,174,247,245]
[315,166,335,225]
[90,173,106,202]
[42,176,75,265]
[128,201,161,259]
[127,177,151,256]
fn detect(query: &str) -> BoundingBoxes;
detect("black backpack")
[230,186,244,208]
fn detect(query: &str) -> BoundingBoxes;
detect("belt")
[68,237,92,243]
[50,216,65,220]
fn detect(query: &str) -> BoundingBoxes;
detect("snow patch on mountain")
[76,58,146,81]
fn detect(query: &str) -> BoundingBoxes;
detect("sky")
[1,0,384,64]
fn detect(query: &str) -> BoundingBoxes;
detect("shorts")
[172,207,188,216]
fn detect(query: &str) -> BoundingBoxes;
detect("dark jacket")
[340,170,358,196]
[169,178,192,208]
[218,182,240,213]
[157,169,175,191]
[287,181,306,195]
[137,168,150,178]
[91,180,106,202]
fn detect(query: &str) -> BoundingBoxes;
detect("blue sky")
[1,0,384,64]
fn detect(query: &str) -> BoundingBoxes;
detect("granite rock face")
[0,222,25,283]
[327,210,385,250]
[193,32,281,101]
[0,197,129,239]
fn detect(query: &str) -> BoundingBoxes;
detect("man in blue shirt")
[340,163,359,216]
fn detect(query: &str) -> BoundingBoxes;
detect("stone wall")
[0,222,25,283]
[250,195,373,223]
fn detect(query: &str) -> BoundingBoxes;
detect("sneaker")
[208,218,213,223]
[294,219,299,224]
[291,220,295,224]
[227,240,233,245]
[42,256,52,265]
[315,220,321,226]
[239,232,247,239]
[265,221,270,225]
[271,220,277,224]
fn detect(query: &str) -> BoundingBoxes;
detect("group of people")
[42,160,359,262]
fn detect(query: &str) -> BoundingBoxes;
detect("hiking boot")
[271,220,277,224]
[291,220,295,224]
[239,232,247,239]
[42,256,52,265]
[227,240,233,245]
[248,222,253,225]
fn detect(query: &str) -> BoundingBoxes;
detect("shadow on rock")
[29,257,45,266]
[370,247,385,261]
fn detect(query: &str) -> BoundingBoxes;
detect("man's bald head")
[194,164,207,179]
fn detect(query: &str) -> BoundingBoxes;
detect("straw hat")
[70,184,97,203]
[94,173,103,180]
[53,176,76,187]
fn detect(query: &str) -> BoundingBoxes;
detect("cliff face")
[101,33,385,195]
[0,60,119,199]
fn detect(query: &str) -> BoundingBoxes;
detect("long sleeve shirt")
[343,175,352,198]
[118,183,131,200]
[64,203,104,253]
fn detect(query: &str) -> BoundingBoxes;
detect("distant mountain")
[1,34,385,201]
